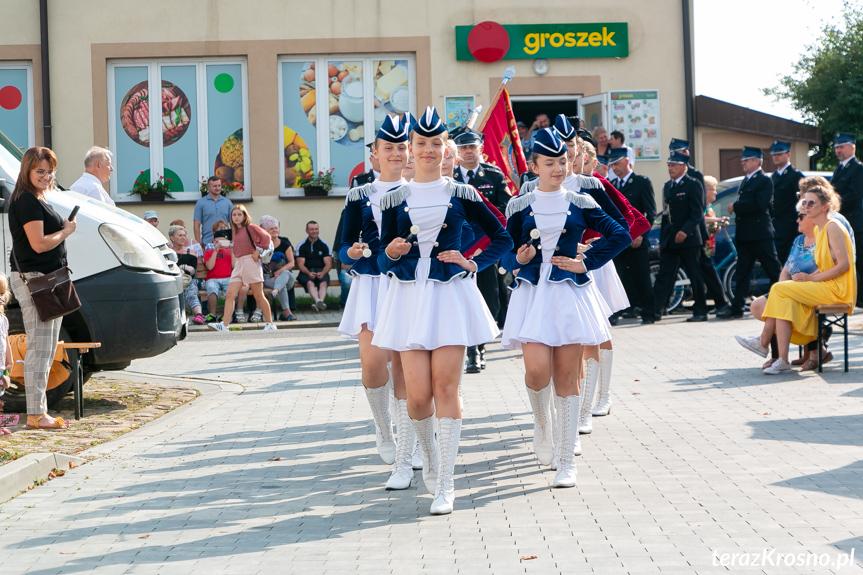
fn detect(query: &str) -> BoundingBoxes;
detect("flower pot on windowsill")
[140,190,167,202]
[303,186,328,197]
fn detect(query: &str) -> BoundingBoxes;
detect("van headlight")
[99,223,169,272]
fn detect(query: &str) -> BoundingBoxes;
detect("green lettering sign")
[456,22,629,61]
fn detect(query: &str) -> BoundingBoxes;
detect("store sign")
[455,21,628,62]
[611,90,661,160]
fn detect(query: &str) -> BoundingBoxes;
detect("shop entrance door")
[578,93,609,133]
[510,96,580,131]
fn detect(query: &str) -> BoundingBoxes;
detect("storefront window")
[279,55,415,197]
[0,63,34,152]
[108,59,249,202]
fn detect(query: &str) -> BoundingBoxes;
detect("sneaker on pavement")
[317,300,327,311]
[250,309,263,323]
[311,301,321,313]
[735,335,768,358]
[235,310,247,323]
[763,358,792,375]
[191,313,205,325]
[263,323,277,331]
[205,313,218,323]
[208,322,229,332]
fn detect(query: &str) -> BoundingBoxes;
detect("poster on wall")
[609,90,660,161]
[0,66,33,152]
[444,96,475,132]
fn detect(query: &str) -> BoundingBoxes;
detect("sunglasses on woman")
[800,199,820,209]
[797,213,806,221]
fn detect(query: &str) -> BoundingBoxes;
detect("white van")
[0,134,186,410]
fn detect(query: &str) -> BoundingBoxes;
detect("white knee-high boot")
[412,415,438,494]
[430,417,461,515]
[385,399,415,490]
[365,381,396,464]
[553,394,579,488]
[550,380,581,470]
[592,349,614,416]
[578,358,600,434]
[525,385,555,465]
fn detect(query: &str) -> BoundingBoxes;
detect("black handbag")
[11,249,81,322]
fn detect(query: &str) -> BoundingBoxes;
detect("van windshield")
[0,129,21,184]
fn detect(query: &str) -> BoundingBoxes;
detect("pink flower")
[140,171,145,174]
[166,178,172,183]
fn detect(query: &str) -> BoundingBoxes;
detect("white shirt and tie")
[69,172,115,206]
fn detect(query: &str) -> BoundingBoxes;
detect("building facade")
[1,0,693,238]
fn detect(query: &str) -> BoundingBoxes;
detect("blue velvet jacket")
[501,190,630,286]
[338,182,402,276]
[521,174,627,253]
[378,180,513,282]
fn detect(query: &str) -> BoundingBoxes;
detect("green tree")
[766,5,863,169]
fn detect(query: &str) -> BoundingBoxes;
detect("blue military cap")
[552,114,576,141]
[412,106,446,137]
[669,138,690,152]
[741,146,763,160]
[607,147,629,164]
[403,111,416,132]
[450,126,484,146]
[533,128,567,157]
[576,128,596,148]
[769,139,791,154]
[667,151,688,164]
[376,114,409,143]
[596,155,610,166]
[835,132,856,146]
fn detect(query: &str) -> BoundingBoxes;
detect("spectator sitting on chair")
[736,185,856,375]
[169,224,205,325]
[203,220,234,323]
[143,210,159,228]
[260,215,297,321]
[295,220,333,312]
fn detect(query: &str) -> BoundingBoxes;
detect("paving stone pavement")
[1,314,862,574]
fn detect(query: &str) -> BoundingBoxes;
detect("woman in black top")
[8,147,77,430]
[259,215,296,321]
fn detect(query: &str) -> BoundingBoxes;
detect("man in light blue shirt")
[193,176,233,246]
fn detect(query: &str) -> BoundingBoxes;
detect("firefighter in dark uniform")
[607,147,658,323]
[717,146,782,318]
[653,151,709,322]
[769,139,805,264]
[669,138,729,314]
[450,126,511,373]
[349,142,380,188]
[831,132,863,305]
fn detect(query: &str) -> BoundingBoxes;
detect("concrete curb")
[0,372,243,503]
[0,453,87,504]
[187,319,340,332]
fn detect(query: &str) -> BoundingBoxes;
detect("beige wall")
[2,0,690,231]
[695,126,811,181]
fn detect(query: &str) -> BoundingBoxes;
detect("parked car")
[0,131,186,411]
[647,171,832,313]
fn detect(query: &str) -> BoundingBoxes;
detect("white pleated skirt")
[589,260,630,314]
[501,263,612,350]
[371,259,500,352]
[337,274,389,340]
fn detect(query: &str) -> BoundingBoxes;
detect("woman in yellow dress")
[735,185,855,374]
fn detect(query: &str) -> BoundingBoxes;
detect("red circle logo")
[0,86,23,111]
[468,21,510,63]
